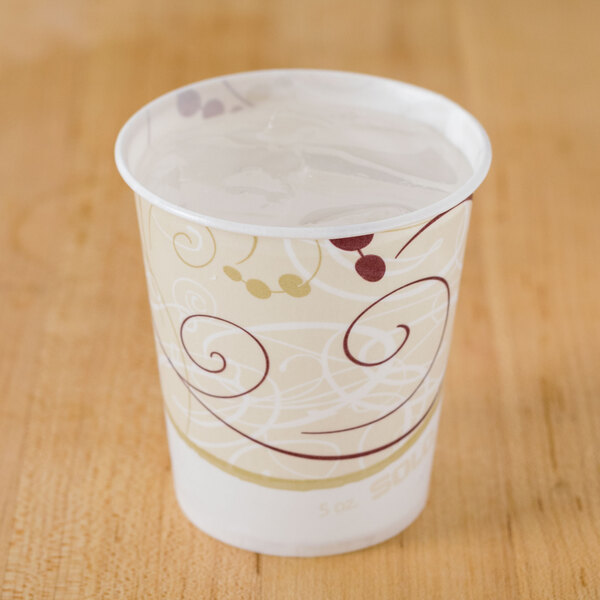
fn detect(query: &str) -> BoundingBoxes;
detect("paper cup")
[115,70,491,556]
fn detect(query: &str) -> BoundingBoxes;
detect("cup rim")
[115,68,492,239]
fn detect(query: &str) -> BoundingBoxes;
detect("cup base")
[175,483,427,557]
[165,406,440,557]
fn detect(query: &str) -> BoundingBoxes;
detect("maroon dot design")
[176,89,201,117]
[176,91,226,119]
[202,98,225,118]
[330,235,386,282]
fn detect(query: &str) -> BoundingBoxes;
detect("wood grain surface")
[1,0,599,598]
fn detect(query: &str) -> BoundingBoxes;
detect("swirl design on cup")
[179,314,270,399]
[302,196,472,435]
[157,324,441,460]
[303,276,449,435]
[172,227,217,268]
[154,197,472,461]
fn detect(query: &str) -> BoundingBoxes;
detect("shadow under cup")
[115,69,491,557]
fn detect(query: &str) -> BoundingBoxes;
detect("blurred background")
[1,1,598,598]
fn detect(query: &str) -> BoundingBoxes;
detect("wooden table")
[1,1,598,598]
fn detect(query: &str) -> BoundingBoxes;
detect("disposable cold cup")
[115,69,491,557]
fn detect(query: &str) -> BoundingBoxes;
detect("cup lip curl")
[115,68,491,239]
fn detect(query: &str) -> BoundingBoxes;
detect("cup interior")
[115,69,491,239]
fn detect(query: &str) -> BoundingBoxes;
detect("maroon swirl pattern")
[157,326,441,460]
[155,197,471,461]
[394,195,472,259]
[304,197,472,436]
[179,314,269,399]
[303,277,449,435]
